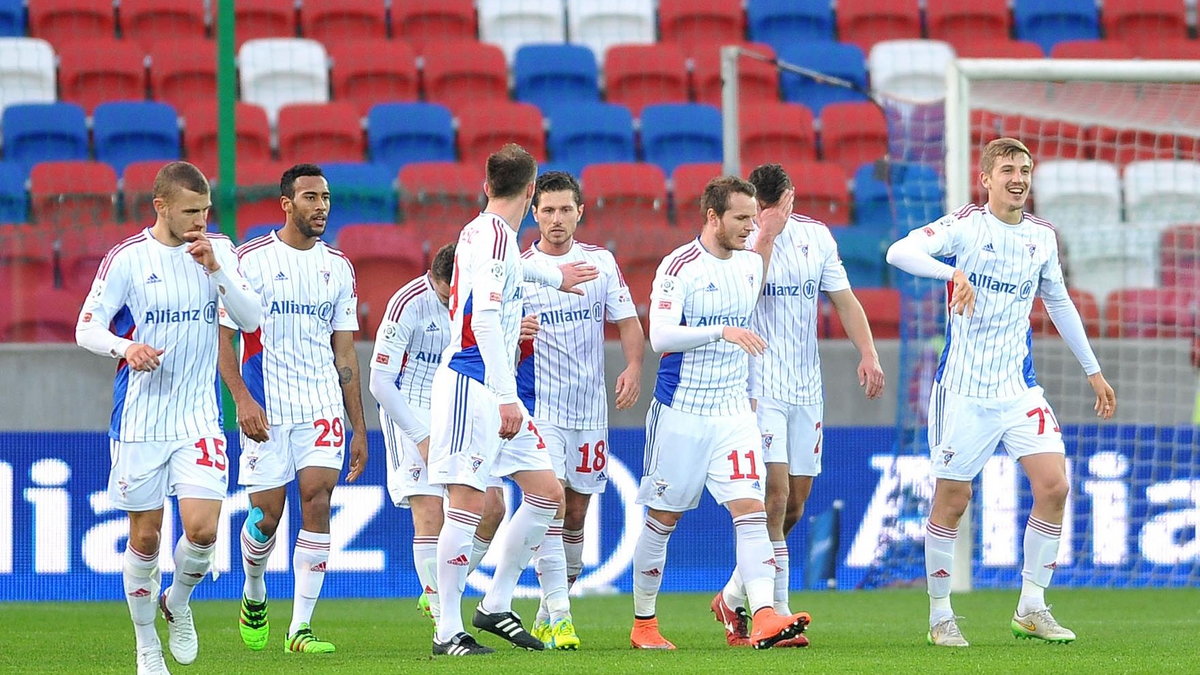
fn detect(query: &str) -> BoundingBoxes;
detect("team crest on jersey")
[320,269,330,285]
[1026,243,1037,258]
[799,243,809,257]
[654,479,669,497]
[470,455,484,472]
[746,273,756,287]
[409,464,422,482]
[761,433,774,452]
[941,449,955,466]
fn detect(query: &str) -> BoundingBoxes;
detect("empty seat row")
[1034,160,1200,232]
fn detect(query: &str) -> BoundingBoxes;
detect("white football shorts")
[238,417,347,492]
[756,398,824,477]
[536,420,610,495]
[108,435,229,511]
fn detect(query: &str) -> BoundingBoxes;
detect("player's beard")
[295,214,326,239]
[714,223,746,255]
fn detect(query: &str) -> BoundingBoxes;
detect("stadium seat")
[1128,37,1200,60]
[0,223,55,295]
[604,44,690,117]
[121,159,164,224]
[1031,160,1122,231]
[640,103,722,176]
[837,0,921,53]
[394,0,476,55]
[181,102,272,174]
[0,160,25,222]
[233,0,296,45]
[601,222,682,316]
[868,40,956,103]
[1089,124,1194,167]
[366,102,456,173]
[478,0,566,61]
[2,285,84,342]
[320,162,398,235]
[2,103,88,167]
[546,103,635,177]
[238,38,329,123]
[148,38,216,108]
[777,41,869,115]
[580,162,669,230]
[821,102,889,176]
[30,160,119,226]
[93,102,181,174]
[691,42,779,108]
[335,225,428,335]
[301,0,387,42]
[1012,0,1100,55]
[851,162,892,227]
[740,102,815,169]
[121,0,207,45]
[658,0,745,58]
[277,102,364,164]
[421,41,508,113]
[833,228,889,287]
[1103,0,1188,43]
[1050,40,1135,59]
[891,163,943,230]
[398,161,485,235]
[456,101,546,166]
[786,160,850,226]
[972,110,1087,163]
[238,223,278,243]
[1124,161,1200,231]
[567,0,656,63]
[0,0,24,36]
[29,0,114,43]
[58,221,143,291]
[513,44,600,116]
[57,40,148,113]
[830,287,900,338]
[326,39,417,115]
[746,0,834,52]
[0,38,58,115]
[1104,287,1195,338]
[229,160,289,228]
[925,0,1011,51]
[670,162,722,225]
[953,39,1044,59]
[1161,224,1200,288]
[1059,224,1159,301]
[1029,288,1101,338]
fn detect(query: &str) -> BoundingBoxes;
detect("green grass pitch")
[3,588,1197,673]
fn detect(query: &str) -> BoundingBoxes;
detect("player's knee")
[784,501,806,530]
[128,531,160,556]
[647,509,682,528]
[300,487,332,514]
[1035,478,1070,508]
[184,523,218,547]
[563,510,586,531]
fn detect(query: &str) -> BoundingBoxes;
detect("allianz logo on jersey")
[410,350,441,364]
[968,272,1034,300]
[144,301,218,324]
[539,302,604,325]
[762,281,818,299]
[269,300,335,320]
[693,315,749,327]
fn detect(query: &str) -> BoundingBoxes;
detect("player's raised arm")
[523,258,599,295]
[203,236,261,332]
[749,187,794,277]
[886,219,976,316]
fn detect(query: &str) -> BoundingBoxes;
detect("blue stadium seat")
[2,103,89,167]
[746,0,834,51]
[94,102,181,175]
[777,41,870,115]
[547,103,635,178]
[240,223,278,244]
[319,162,398,238]
[0,160,26,223]
[0,0,24,36]
[852,162,892,227]
[1013,0,1101,55]
[640,103,722,176]
[833,228,889,287]
[513,44,600,117]
[892,163,944,231]
[366,102,456,173]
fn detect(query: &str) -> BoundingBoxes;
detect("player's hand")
[236,397,270,443]
[721,326,767,356]
[416,436,430,463]
[520,314,540,342]
[614,366,641,410]
[181,230,220,273]
[558,261,599,296]
[346,431,367,482]
[858,354,885,400]
[1088,372,1116,420]
[124,343,165,371]
[498,402,522,440]
[949,269,975,317]
[756,187,794,241]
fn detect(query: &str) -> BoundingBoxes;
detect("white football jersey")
[518,240,637,429]
[80,229,240,442]
[746,214,851,405]
[909,203,1066,398]
[222,231,358,424]
[370,273,451,411]
[649,239,763,416]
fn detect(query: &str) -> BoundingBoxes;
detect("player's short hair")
[153,161,209,200]
[701,175,757,218]
[747,163,792,208]
[486,143,538,199]
[431,243,455,283]
[980,137,1033,173]
[280,163,325,199]
[532,171,582,207]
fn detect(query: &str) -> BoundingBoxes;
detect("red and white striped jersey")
[370,274,450,411]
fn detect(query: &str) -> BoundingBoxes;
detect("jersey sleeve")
[466,225,512,313]
[219,245,260,330]
[908,209,968,259]
[370,292,421,375]
[817,226,852,292]
[648,257,688,327]
[331,256,359,331]
[604,252,638,322]
[76,245,135,358]
[1037,234,1069,298]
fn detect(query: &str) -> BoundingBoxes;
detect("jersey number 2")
[195,438,226,471]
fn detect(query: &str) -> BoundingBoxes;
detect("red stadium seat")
[1161,224,1200,288]
[1103,0,1188,43]
[456,102,546,166]
[837,0,922,53]
[1087,126,1192,167]
[602,223,688,319]
[670,162,723,225]
[301,0,387,41]
[1128,38,1200,60]
[605,44,690,117]
[741,103,816,169]
[0,224,56,293]
[335,225,428,336]
[234,0,297,45]
[277,102,364,164]
[121,160,165,225]
[398,161,485,238]
[972,110,1086,162]
[149,38,217,108]
[580,162,670,230]
[691,42,778,108]
[121,0,207,46]
[30,160,119,226]
[421,42,508,113]
[1029,288,1101,337]
[231,161,291,234]
[1105,287,1196,338]
[829,287,900,338]
[327,39,419,115]
[392,0,477,55]
[182,102,272,174]
[57,40,148,113]
[785,161,850,226]
[2,285,82,342]
[658,0,745,59]
[1050,40,1135,59]
[29,0,115,43]
[820,102,889,175]
[59,222,144,291]
[953,39,1044,59]
[925,0,1011,52]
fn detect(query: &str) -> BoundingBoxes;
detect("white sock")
[435,508,479,642]
[535,519,570,623]
[241,527,276,603]
[925,520,957,625]
[1018,516,1062,615]
[290,529,330,636]
[467,534,491,574]
[123,545,161,650]
[563,527,585,589]
[413,535,440,622]
[480,493,557,616]
[632,515,675,618]
[771,540,791,614]
[722,569,746,612]
[733,512,775,615]
[167,537,213,613]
